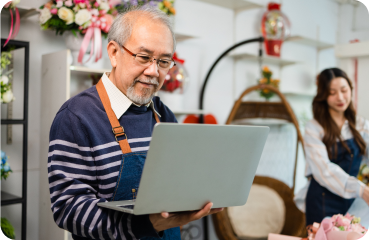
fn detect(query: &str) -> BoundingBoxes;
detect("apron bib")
[305,138,362,226]
[96,80,181,240]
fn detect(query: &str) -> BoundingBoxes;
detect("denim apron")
[96,80,181,240]
[305,138,362,226]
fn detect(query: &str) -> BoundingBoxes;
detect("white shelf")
[282,91,315,97]
[232,118,290,125]
[175,32,197,42]
[335,41,369,58]
[195,0,263,10]
[286,35,334,50]
[172,109,205,116]
[1,5,38,19]
[229,52,297,67]
[70,65,110,74]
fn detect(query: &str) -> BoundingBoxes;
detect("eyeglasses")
[122,46,176,70]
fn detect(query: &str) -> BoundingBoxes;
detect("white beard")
[126,78,159,105]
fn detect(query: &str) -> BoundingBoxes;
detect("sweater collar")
[101,72,161,119]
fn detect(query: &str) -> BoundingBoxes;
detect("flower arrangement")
[116,0,176,16]
[3,0,21,47]
[257,66,280,100]
[1,218,15,239]
[1,151,13,180]
[39,0,118,37]
[358,164,369,185]
[1,48,15,103]
[303,213,367,240]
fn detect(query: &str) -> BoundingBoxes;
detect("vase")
[64,32,84,66]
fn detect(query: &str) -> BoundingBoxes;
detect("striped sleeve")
[48,108,160,240]
[304,120,365,199]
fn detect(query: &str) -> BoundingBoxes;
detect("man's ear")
[107,41,120,68]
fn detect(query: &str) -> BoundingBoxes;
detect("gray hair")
[108,5,176,53]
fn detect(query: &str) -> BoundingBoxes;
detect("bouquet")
[258,66,280,100]
[1,48,15,103]
[3,0,21,47]
[39,0,119,63]
[116,0,176,15]
[1,151,13,180]
[358,164,369,185]
[303,214,367,240]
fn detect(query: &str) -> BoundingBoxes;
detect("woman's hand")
[362,186,369,205]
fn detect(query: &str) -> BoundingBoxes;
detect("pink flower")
[351,224,366,234]
[99,9,107,15]
[56,0,63,8]
[90,9,99,16]
[94,2,99,7]
[50,8,58,14]
[74,0,86,4]
[65,0,73,7]
[109,0,121,7]
[336,216,351,227]
[100,14,113,33]
[4,1,12,8]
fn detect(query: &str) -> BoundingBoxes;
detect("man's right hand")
[363,186,369,205]
[149,202,223,232]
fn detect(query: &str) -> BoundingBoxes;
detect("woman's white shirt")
[294,116,369,212]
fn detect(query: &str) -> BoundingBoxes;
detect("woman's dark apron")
[305,138,362,226]
[96,80,181,239]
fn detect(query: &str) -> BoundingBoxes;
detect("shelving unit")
[1,39,29,240]
[229,51,298,67]
[286,35,334,50]
[195,0,263,11]
[1,5,38,19]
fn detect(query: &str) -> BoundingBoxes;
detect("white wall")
[2,0,369,239]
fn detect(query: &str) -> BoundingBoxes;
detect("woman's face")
[326,77,352,114]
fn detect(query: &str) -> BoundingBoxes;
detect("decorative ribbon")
[172,52,185,64]
[77,17,103,64]
[314,218,333,240]
[3,3,20,47]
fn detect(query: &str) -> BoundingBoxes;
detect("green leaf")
[1,218,15,239]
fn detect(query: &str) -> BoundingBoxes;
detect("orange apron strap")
[96,80,132,154]
[154,111,160,123]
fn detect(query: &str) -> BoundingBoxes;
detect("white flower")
[11,0,20,7]
[1,76,9,84]
[99,2,110,11]
[39,7,52,24]
[363,166,369,175]
[56,0,63,8]
[2,90,14,103]
[75,9,92,26]
[58,7,74,25]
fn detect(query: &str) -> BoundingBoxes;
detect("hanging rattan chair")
[212,84,306,240]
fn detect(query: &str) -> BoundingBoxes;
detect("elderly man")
[48,5,222,240]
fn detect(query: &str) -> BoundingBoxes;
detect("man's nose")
[144,60,160,77]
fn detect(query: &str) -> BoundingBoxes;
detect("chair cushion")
[227,184,286,239]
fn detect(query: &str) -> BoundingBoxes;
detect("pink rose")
[65,0,73,7]
[100,14,113,33]
[4,1,12,8]
[336,216,351,227]
[50,8,58,14]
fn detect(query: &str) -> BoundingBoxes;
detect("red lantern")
[261,2,291,57]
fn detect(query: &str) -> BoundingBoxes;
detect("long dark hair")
[313,68,366,159]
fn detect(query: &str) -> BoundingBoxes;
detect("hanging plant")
[1,218,15,239]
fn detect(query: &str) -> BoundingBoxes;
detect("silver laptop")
[97,123,269,215]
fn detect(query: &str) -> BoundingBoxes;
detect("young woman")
[297,68,369,225]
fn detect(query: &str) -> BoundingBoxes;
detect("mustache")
[134,78,159,86]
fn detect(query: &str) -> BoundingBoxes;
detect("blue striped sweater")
[48,85,177,240]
